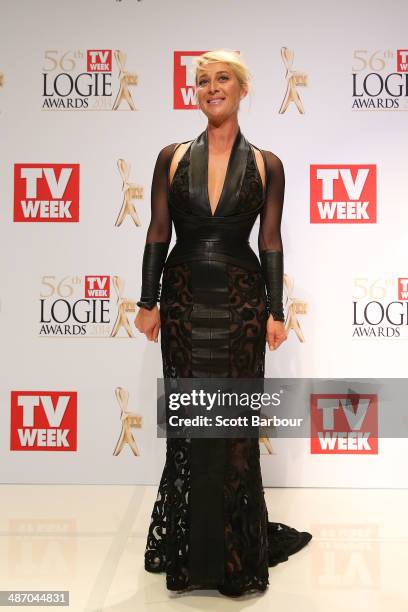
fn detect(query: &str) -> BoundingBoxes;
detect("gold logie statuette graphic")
[0,73,3,86]
[113,387,142,456]
[259,437,274,454]
[112,50,138,110]
[279,47,307,114]
[115,159,143,226]
[110,276,137,337]
[284,274,307,342]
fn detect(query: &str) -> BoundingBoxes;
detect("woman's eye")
[198,75,229,86]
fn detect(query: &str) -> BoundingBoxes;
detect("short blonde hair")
[191,49,251,93]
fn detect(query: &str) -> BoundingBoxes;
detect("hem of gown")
[169,583,269,597]
[144,564,268,595]
[144,522,313,597]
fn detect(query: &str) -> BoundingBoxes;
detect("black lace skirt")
[144,260,311,595]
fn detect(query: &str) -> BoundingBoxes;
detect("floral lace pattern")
[144,263,311,595]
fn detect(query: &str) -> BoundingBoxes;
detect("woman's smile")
[207,97,225,105]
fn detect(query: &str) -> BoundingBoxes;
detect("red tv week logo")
[14,164,80,222]
[310,165,376,223]
[174,51,207,109]
[10,391,77,451]
[398,278,408,300]
[310,394,378,454]
[85,275,110,298]
[397,49,408,72]
[87,49,112,72]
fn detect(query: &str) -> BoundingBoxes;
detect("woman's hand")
[266,316,287,350]
[135,306,160,342]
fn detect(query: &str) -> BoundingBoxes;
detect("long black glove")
[259,249,285,322]
[136,242,169,310]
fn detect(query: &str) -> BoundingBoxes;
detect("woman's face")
[195,61,247,123]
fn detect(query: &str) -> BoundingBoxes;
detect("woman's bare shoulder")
[251,144,283,166]
[250,144,284,193]
[250,144,266,191]
[168,140,194,184]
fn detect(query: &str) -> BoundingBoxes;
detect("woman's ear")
[240,85,249,100]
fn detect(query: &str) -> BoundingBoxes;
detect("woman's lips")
[208,97,225,105]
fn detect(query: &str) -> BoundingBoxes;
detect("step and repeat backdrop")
[0,0,407,486]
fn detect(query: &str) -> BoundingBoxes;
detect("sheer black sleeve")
[258,150,285,322]
[136,143,178,310]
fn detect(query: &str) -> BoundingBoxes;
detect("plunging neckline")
[185,126,250,218]
[204,127,241,217]
[169,133,267,215]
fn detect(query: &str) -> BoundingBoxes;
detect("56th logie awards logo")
[352,49,408,110]
[352,277,408,339]
[42,49,137,110]
[38,275,141,337]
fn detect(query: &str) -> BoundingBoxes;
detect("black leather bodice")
[163,127,265,272]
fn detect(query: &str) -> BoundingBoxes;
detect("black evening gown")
[142,127,312,596]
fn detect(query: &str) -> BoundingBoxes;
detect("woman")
[135,49,312,597]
